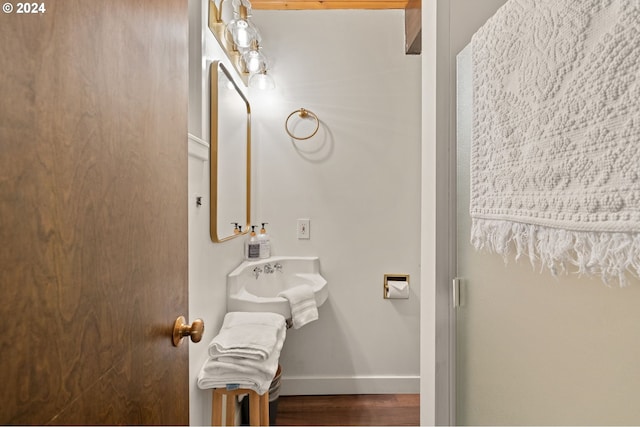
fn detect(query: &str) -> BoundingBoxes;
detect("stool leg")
[212,390,223,426]
[225,394,236,426]
[260,392,269,426]
[249,391,260,426]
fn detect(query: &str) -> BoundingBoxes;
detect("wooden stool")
[211,388,269,426]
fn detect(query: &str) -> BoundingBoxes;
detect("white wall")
[188,3,421,425]
[188,139,243,425]
[188,1,255,424]
[249,9,422,395]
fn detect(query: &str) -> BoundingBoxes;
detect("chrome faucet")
[253,263,281,278]
[263,263,275,274]
[252,266,262,279]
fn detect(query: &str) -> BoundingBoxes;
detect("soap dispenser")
[258,222,271,259]
[231,222,241,235]
[244,225,260,260]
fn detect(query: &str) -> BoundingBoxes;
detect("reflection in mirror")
[210,61,251,242]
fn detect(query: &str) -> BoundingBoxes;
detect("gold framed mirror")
[210,61,251,242]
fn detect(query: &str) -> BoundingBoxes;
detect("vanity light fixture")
[208,0,275,89]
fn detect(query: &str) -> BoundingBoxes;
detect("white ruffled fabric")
[470,0,640,286]
[472,219,640,286]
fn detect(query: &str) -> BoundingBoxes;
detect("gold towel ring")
[285,108,320,140]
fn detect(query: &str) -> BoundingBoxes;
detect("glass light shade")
[227,19,258,49]
[242,49,268,74]
[248,71,275,90]
[226,1,260,50]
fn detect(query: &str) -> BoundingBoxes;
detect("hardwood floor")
[273,394,420,426]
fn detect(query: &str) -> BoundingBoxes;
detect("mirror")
[210,61,251,242]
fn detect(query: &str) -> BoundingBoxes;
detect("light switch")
[297,218,310,239]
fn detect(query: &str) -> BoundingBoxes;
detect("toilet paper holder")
[384,274,410,299]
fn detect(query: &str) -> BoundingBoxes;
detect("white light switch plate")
[297,218,310,239]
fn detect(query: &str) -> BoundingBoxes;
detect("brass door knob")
[172,316,205,346]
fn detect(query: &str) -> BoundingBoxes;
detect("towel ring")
[285,108,320,140]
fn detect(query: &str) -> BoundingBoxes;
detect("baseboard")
[280,375,420,396]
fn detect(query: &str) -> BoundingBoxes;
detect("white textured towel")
[197,324,285,395]
[278,284,318,329]
[208,311,286,360]
[470,0,640,285]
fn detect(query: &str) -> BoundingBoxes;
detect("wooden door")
[0,0,190,424]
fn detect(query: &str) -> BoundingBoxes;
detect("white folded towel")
[278,284,318,329]
[197,324,286,395]
[208,311,286,360]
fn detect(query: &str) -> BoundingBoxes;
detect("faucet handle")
[252,266,262,279]
[274,262,283,272]
[263,263,275,273]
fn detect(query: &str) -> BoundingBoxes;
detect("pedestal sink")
[227,256,328,318]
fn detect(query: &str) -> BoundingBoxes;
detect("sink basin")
[227,256,328,318]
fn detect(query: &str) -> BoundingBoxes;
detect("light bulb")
[229,20,256,49]
[244,51,260,73]
[242,49,268,74]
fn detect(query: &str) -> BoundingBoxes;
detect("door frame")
[420,1,455,425]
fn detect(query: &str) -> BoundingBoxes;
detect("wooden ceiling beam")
[405,0,420,54]
[251,0,408,10]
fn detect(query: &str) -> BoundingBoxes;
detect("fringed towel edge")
[471,218,640,287]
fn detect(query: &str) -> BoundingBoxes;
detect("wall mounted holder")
[285,108,320,140]
[384,274,410,299]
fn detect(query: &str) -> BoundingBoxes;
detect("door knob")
[172,316,205,346]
